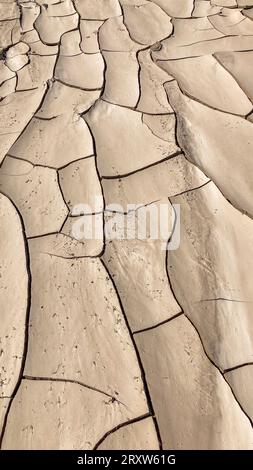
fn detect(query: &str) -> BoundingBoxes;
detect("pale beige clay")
[0,0,252,451]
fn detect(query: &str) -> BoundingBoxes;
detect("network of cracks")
[0,0,253,450]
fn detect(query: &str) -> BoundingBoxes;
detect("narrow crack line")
[97,17,108,110]
[0,17,20,23]
[182,34,253,48]
[0,132,19,137]
[34,114,60,121]
[133,312,183,335]
[208,15,227,37]
[15,87,40,93]
[178,34,252,49]
[101,48,139,53]
[22,36,39,46]
[173,78,250,118]
[3,81,49,155]
[118,3,148,47]
[33,5,79,49]
[246,109,253,119]
[185,155,253,220]
[28,52,58,57]
[27,223,94,251]
[54,78,102,92]
[161,80,212,193]
[157,50,253,406]
[16,0,23,32]
[80,16,103,55]
[70,210,103,217]
[93,412,152,451]
[0,75,16,86]
[58,208,69,233]
[198,297,251,303]
[141,111,177,143]
[49,12,78,19]
[214,52,253,106]
[152,54,203,62]
[101,150,182,180]
[0,192,32,449]
[134,49,142,109]
[224,362,253,374]
[171,179,211,198]
[100,258,163,450]
[22,375,125,406]
[37,251,100,260]
[75,4,83,53]
[101,97,172,115]
[169,100,253,221]
[59,231,104,257]
[184,313,253,427]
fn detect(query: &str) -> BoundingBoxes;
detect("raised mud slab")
[0,0,253,451]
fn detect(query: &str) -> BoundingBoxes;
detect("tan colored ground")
[0,0,253,450]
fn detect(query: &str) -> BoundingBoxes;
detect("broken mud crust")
[0,0,253,451]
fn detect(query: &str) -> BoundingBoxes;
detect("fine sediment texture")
[0,0,253,450]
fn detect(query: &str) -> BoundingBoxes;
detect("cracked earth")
[0,0,253,450]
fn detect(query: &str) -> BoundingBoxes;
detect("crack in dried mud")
[0,0,253,451]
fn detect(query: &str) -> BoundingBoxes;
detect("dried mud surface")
[0,0,253,450]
